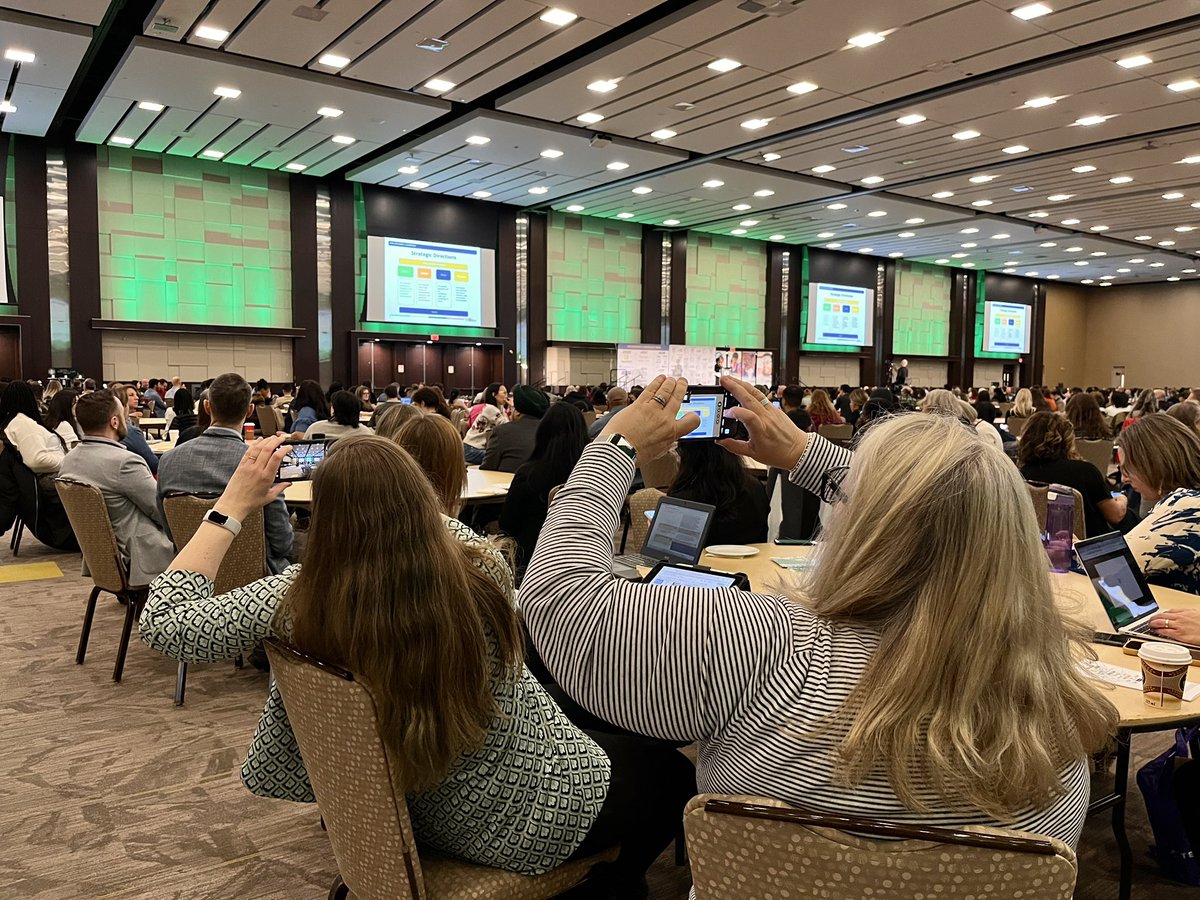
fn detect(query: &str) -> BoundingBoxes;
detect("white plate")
[705,545,760,558]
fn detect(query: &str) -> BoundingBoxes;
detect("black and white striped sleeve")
[787,433,853,494]
[521,442,802,744]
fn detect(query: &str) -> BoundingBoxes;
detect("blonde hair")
[801,414,1116,816]
[1011,388,1035,418]
[283,437,522,791]
[1117,414,1200,498]
[390,413,468,518]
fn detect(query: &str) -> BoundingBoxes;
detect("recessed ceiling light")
[708,58,742,72]
[616,212,634,218]
[827,243,843,249]
[739,219,759,226]
[741,118,772,130]
[1003,144,1030,154]
[1164,192,1185,200]
[4,49,35,63]
[762,152,781,162]
[650,128,677,140]
[769,234,786,241]
[817,231,836,239]
[753,189,775,197]
[663,219,681,226]
[952,252,969,258]
[1047,193,1073,201]
[1060,218,1080,225]
[961,228,980,234]
[472,190,492,198]
[606,161,629,171]
[318,53,350,69]
[137,100,165,112]
[110,136,134,145]
[632,186,652,195]
[1118,55,1152,68]
[1027,210,1049,218]
[826,203,847,210]
[425,78,456,93]
[896,113,926,126]
[1012,3,1052,20]
[565,204,585,212]
[932,190,954,199]
[540,8,578,26]
[398,165,419,175]
[587,79,619,93]
[733,203,752,211]
[464,135,490,146]
[1024,96,1057,108]
[953,129,981,140]
[1159,240,1176,246]
[867,210,887,217]
[201,149,224,159]
[898,231,916,238]
[331,135,355,145]
[576,112,604,124]
[972,199,994,206]
[1090,225,1110,231]
[848,31,885,48]
[285,162,306,171]
[889,251,904,258]
[1071,164,1097,173]
[195,24,230,41]
[213,86,242,98]
[1109,175,1133,184]
[961,242,978,248]
[1040,242,1058,248]
[858,248,875,254]
[731,228,747,235]
[787,81,819,95]
[812,164,836,173]
[408,181,429,189]
[861,175,885,185]
[991,233,1011,239]
[1169,79,1200,92]
[701,179,724,188]
[1074,114,1112,126]
[540,149,564,159]
[528,186,549,194]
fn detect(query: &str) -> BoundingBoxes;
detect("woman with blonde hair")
[388,413,467,517]
[524,375,1117,845]
[1009,387,1035,420]
[140,434,692,893]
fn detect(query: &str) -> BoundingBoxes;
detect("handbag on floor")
[1137,726,1200,885]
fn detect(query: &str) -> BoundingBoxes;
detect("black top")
[1020,457,1113,539]
[670,474,769,546]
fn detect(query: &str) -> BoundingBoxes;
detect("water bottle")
[1044,484,1075,573]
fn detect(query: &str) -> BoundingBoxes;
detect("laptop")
[1075,531,1198,647]
[613,496,716,577]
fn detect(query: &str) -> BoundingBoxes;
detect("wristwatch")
[202,508,243,537]
[602,433,638,462]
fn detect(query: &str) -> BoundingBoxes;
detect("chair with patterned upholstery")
[162,493,267,705]
[264,637,617,900]
[684,794,1077,900]
[54,478,149,683]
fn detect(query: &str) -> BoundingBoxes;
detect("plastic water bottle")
[1044,485,1075,573]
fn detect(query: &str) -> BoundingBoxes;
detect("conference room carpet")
[0,532,1193,899]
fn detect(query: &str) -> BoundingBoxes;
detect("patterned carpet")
[0,528,1193,899]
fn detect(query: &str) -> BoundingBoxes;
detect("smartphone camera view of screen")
[277,440,329,482]
[676,388,745,441]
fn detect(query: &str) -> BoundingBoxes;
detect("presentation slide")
[805,283,874,347]
[365,236,496,327]
[982,301,1030,353]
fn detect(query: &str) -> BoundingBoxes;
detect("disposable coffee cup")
[1138,642,1192,707]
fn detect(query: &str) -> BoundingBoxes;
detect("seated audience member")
[288,380,328,437]
[1,380,67,473]
[1105,390,1131,418]
[304,390,375,440]
[779,385,813,431]
[44,389,81,451]
[165,388,197,436]
[805,389,845,432]
[1116,415,1200,595]
[373,402,420,440]
[142,378,167,416]
[482,386,547,473]
[668,439,768,545]
[1168,401,1200,438]
[1123,388,1159,430]
[60,391,175,583]
[501,402,588,576]
[522,375,1117,850]
[140,435,692,892]
[1018,412,1126,538]
[411,386,452,419]
[1008,388,1035,421]
[157,373,294,575]
[355,385,375,412]
[110,383,160,475]
[1065,391,1112,440]
[587,387,629,439]
[463,383,509,466]
[368,382,403,427]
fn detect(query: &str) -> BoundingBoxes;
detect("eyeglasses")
[818,465,851,504]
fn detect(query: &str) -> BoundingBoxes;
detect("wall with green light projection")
[893,260,951,356]
[96,147,292,327]
[546,212,641,343]
[685,232,765,346]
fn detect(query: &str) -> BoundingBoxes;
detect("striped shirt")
[521,435,1091,846]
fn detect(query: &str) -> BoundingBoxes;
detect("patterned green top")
[138,517,611,875]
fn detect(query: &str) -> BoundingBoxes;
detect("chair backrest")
[1076,439,1114,480]
[1007,416,1029,438]
[817,423,853,442]
[626,487,664,553]
[638,448,679,490]
[54,478,129,592]
[684,794,1077,900]
[264,638,424,900]
[162,494,267,594]
[1025,483,1088,539]
[256,404,284,436]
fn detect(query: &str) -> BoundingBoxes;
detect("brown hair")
[282,437,521,791]
[1017,412,1079,467]
[1117,414,1200,497]
[1065,392,1111,440]
[390,414,467,517]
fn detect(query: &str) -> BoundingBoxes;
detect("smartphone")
[676,387,748,441]
[276,439,331,482]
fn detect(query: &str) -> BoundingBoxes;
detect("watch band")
[202,508,243,537]
[602,433,638,462]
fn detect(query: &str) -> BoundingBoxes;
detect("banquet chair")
[684,794,1077,900]
[54,479,149,683]
[1025,483,1088,539]
[162,493,266,705]
[264,638,617,900]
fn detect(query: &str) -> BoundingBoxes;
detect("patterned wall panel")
[893,260,951,356]
[97,147,292,327]
[546,212,641,343]
[685,233,765,346]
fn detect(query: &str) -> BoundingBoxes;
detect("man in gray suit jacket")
[157,372,295,574]
[59,391,175,586]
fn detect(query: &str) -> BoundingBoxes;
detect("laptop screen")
[1075,531,1158,628]
[643,497,715,564]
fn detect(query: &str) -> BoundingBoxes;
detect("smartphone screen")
[276,440,330,482]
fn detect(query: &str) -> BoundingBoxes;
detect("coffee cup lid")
[1138,641,1192,666]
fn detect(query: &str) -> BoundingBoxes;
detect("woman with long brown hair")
[140,434,692,893]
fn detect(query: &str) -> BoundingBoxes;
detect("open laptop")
[1075,531,1199,647]
[613,496,716,577]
